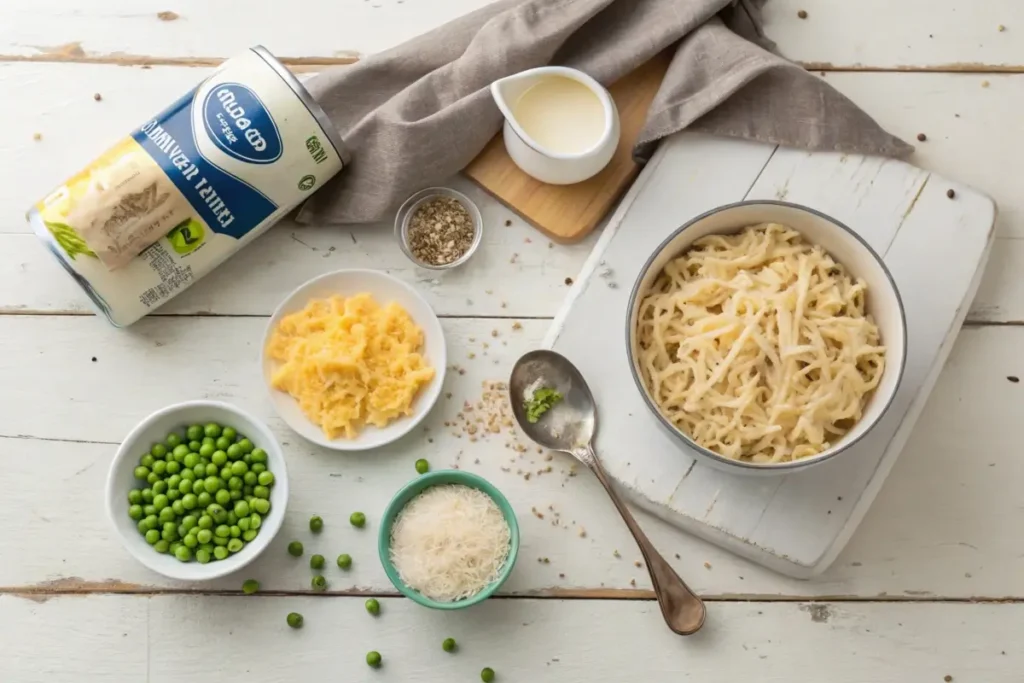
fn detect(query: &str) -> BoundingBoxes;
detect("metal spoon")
[509,349,706,636]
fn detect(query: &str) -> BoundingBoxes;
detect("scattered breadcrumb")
[998,24,1006,32]
[504,219,512,227]
[157,10,180,21]
[564,277,573,285]
[512,321,522,331]
[613,550,621,558]
[93,93,103,101]
[634,561,642,568]
[33,132,42,141]
[797,9,808,19]
[704,562,712,570]
[510,253,519,264]
[629,578,636,586]
[982,80,990,88]
[577,527,586,538]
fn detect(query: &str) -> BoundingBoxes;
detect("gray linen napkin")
[297,0,913,225]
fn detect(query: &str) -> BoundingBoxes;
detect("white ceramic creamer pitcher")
[490,67,620,185]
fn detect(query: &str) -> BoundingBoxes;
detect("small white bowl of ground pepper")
[395,187,483,270]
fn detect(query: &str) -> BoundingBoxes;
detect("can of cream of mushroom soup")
[27,46,349,327]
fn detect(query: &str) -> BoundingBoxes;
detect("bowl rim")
[105,399,289,580]
[377,470,520,609]
[625,199,909,472]
[394,187,484,271]
[261,268,448,451]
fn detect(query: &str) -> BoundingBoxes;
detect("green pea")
[171,500,185,516]
[227,538,244,553]
[214,546,229,560]
[229,525,241,538]
[287,612,303,629]
[144,528,160,544]
[225,476,241,492]
[242,454,252,465]
[147,472,160,485]
[222,426,237,441]
[192,464,205,477]
[251,462,267,475]
[243,472,258,486]
[211,450,227,467]
[177,479,192,495]
[143,504,157,517]
[350,512,366,528]
[415,459,429,474]
[152,480,168,495]
[156,508,172,525]
[214,524,230,538]
[197,514,213,529]
[230,461,248,476]
[181,469,196,482]
[203,423,222,439]
[309,515,323,533]
[161,528,178,542]
[165,460,181,475]
[133,465,150,480]
[139,455,155,470]
[366,652,382,668]
[226,443,243,460]
[166,488,181,502]
[197,492,212,508]
[172,545,190,561]
[249,513,262,530]
[165,433,182,448]
[195,548,211,564]
[310,554,325,570]
[182,453,198,469]
[141,488,154,503]
[242,579,259,594]
[215,489,232,506]
[242,529,258,542]
[288,541,303,557]
[170,444,188,459]
[252,498,271,515]
[238,517,251,532]
[205,463,219,477]
[365,598,380,615]
[151,443,168,459]
[145,514,159,529]
[203,476,221,494]
[311,575,327,591]
[221,467,234,481]
[137,519,151,534]
[202,436,215,446]
[250,448,268,463]
[226,511,238,526]
[230,490,242,501]
[128,504,143,520]
[180,514,197,530]
[442,638,456,652]
[337,554,352,570]
[188,440,202,453]
[182,494,198,510]
[197,529,213,544]
[183,534,198,549]
[154,540,170,554]
[238,438,254,454]
[481,668,495,682]
[128,489,143,505]
[152,494,168,511]
[198,443,214,459]
[257,471,275,486]
[253,485,270,499]
[186,425,204,442]
[216,436,231,451]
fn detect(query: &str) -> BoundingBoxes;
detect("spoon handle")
[581,444,706,635]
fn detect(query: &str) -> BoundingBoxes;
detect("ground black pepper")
[797,9,808,19]
[947,189,956,199]
[916,132,927,141]
[406,196,475,266]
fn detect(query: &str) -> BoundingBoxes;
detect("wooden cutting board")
[463,53,671,243]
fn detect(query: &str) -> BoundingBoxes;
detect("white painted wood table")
[2,2,1022,681]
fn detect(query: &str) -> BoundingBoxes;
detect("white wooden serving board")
[545,132,997,578]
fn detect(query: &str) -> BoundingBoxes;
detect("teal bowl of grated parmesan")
[378,470,519,609]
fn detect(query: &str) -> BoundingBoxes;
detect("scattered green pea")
[415,458,430,474]
[365,598,380,616]
[310,554,325,570]
[350,512,366,528]
[287,612,303,629]
[481,668,495,682]
[337,553,352,570]
[366,651,382,668]
[312,574,327,591]
[309,515,324,533]
[442,637,456,652]
[288,541,304,557]
[242,579,259,594]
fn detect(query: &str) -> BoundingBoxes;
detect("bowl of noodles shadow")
[626,201,907,475]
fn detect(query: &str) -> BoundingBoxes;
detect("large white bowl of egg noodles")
[626,201,907,475]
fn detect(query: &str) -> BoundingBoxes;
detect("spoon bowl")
[508,349,595,451]
[510,350,706,636]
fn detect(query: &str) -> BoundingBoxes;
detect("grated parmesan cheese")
[389,484,511,602]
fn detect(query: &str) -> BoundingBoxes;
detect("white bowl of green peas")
[106,401,289,581]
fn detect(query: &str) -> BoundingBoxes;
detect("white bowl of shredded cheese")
[262,269,447,451]
[627,201,907,474]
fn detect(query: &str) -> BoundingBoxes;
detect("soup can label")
[27,46,348,327]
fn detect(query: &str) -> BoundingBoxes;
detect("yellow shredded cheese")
[390,484,511,602]
[266,293,435,439]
